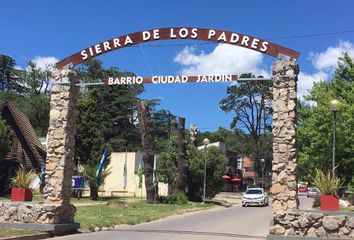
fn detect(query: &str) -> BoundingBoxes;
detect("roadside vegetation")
[75,201,214,231]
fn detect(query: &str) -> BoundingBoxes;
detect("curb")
[0,233,50,240]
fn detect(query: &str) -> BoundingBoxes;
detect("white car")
[242,188,269,207]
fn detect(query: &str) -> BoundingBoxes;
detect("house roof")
[0,101,46,168]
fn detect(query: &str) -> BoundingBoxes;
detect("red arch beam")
[56,27,300,69]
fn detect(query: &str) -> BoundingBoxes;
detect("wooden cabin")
[0,101,46,195]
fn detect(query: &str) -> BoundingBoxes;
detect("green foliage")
[349,177,354,192]
[0,55,52,137]
[313,169,342,195]
[220,73,273,175]
[153,109,176,153]
[74,59,142,199]
[0,116,9,160]
[19,61,52,95]
[75,59,143,163]
[298,53,354,184]
[10,165,38,189]
[0,54,24,93]
[312,196,320,208]
[159,193,188,204]
[82,163,111,200]
[187,145,228,201]
[156,133,178,184]
[0,93,50,136]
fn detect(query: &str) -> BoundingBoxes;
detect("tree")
[137,101,156,203]
[0,92,49,136]
[20,61,52,95]
[0,54,23,93]
[220,74,272,175]
[187,145,227,201]
[76,60,143,151]
[74,59,143,199]
[0,116,9,160]
[153,109,176,154]
[0,58,52,136]
[298,53,354,184]
[156,132,178,194]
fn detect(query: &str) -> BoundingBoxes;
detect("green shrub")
[10,165,38,189]
[160,193,188,204]
[312,196,320,208]
[313,169,342,195]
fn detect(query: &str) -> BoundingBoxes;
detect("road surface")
[55,205,271,240]
[52,196,313,240]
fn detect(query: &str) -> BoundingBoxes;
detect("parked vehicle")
[307,187,320,198]
[298,186,307,193]
[242,188,269,207]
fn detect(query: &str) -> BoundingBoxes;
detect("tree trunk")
[174,117,188,194]
[169,119,178,195]
[137,101,156,203]
[89,181,99,200]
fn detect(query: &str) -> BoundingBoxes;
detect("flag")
[40,162,45,185]
[137,159,143,189]
[96,147,109,185]
[152,155,157,187]
[123,150,128,189]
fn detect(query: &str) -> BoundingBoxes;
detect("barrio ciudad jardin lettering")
[106,74,237,85]
[81,28,269,60]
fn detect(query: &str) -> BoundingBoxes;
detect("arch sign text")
[56,27,299,69]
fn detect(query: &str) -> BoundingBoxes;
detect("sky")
[1,0,354,132]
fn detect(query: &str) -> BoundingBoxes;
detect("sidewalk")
[213,192,242,205]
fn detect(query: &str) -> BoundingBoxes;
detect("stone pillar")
[43,69,79,223]
[271,59,299,213]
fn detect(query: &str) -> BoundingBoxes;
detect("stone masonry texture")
[271,59,299,213]
[43,69,79,205]
[270,211,354,238]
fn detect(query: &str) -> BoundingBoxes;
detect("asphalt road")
[52,196,313,240]
[54,204,271,240]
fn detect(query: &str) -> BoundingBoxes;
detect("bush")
[313,169,342,195]
[312,196,320,208]
[160,193,188,204]
[10,165,38,189]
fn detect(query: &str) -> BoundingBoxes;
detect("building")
[198,141,257,192]
[0,101,46,195]
[82,151,168,197]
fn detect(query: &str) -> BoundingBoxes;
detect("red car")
[298,186,307,193]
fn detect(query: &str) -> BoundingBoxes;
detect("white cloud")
[174,44,269,77]
[174,41,354,101]
[28,56,59,71]
[310,41,354,71]
[298,71,328,99]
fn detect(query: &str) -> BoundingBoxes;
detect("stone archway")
[0,27,301,233]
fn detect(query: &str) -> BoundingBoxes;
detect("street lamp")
[260,158,265,189]
[202,138,210,203]
[329,99,341,177]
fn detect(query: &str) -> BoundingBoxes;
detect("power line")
[268,30,354,40]
[127,30,354,48]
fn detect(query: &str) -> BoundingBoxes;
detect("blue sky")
[1,0,354,132]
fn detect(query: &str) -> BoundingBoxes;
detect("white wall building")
[83,152,168,197]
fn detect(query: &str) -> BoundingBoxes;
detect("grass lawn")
[0,195,126,203]
[341,207,354,212]
[75,201,214,231]
[1,195,215,232]
[0,229,39,238]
